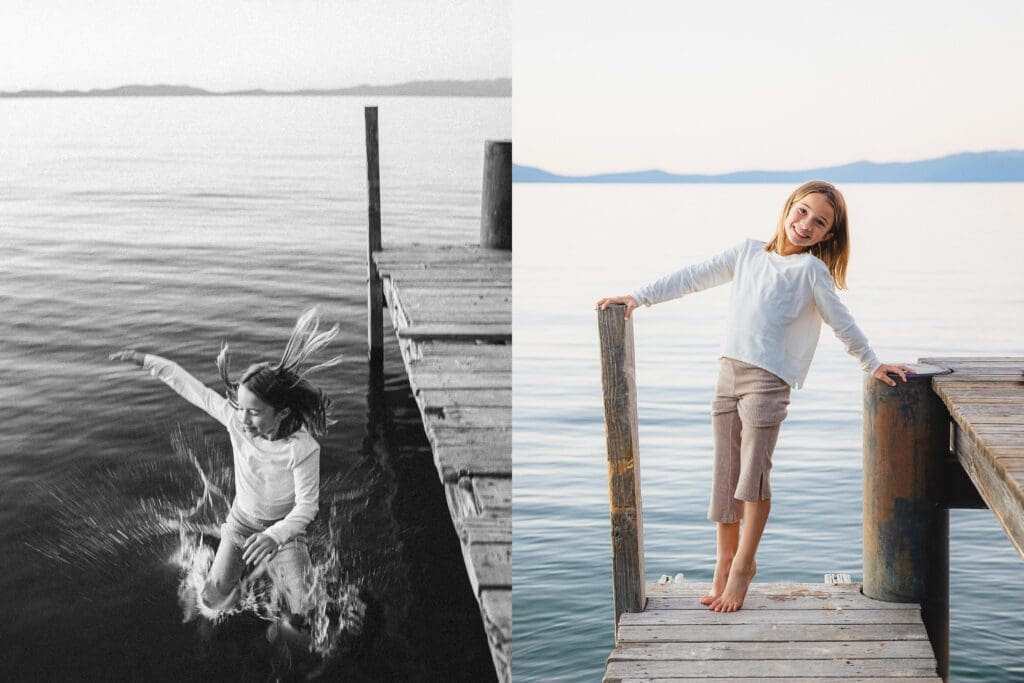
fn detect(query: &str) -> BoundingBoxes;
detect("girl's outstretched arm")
[109,349,234,426]
[597,242,744,320]
[630,242,742,309]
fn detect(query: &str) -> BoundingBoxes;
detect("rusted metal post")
[597,304,645,634]
[863,366,951,681]
[365,106,383,375]
[480,139,511,250]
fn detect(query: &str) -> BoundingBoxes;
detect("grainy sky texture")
[1,0,510,91]
[514,0,1024,174]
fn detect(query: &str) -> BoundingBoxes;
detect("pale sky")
[514,1,1024,175]
[0,0,510,92]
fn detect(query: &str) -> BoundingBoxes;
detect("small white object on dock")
[824,572,852,585]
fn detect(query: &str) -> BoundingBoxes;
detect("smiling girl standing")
[110,308,343,620]
[597,180,913,613]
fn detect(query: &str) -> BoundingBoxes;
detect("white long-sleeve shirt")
[630,239,881,389]
[143,354,319,545]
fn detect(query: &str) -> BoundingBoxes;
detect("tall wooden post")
[365,107,383,374]
[597,305,646,634]
[863,366,950,681]
[480,139,511,250]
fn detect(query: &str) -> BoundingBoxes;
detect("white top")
[143,354,319,545]
[630,239,881,389]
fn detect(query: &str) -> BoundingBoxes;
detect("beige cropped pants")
[708,358,791,524]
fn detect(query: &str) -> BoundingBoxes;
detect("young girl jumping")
[597,180,913,613]
[110,308,343,620]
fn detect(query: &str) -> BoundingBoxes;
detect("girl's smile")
[237,384,288,440]
[783,192,834,254]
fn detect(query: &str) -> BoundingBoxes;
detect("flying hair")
[215,308,344,438]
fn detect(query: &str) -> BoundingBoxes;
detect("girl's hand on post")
[242,532,279,566]
[109,349,144,367]
[872,363,916,387]
[595,295,640,320]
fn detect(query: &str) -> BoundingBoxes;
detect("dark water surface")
[0,96,508,680]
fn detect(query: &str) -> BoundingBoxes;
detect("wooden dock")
[364,109,511,681]
[922,356,1024,559]
[373,245,511,679]
[605,579,941,682]
[594,308,1024,681]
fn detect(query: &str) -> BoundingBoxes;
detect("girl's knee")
[201,579,241,612]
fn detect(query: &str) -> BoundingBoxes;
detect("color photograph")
[513,2,1024,680]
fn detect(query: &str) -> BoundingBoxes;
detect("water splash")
[30,423,372,666]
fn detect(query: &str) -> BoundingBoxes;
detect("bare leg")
[202,539,245,610]
[700,521,739,605]
[710,498,770,612]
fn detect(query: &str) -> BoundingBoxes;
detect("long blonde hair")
[764,180,851,289]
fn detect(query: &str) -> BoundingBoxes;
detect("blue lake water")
[512,183,1024,681]
[0,96,509,680]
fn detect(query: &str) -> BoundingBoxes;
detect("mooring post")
[365,106,383,374]
[480,139,511,250]
[863,366,951,681]
[597,304,646,635]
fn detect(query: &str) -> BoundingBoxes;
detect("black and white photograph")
[1,2,510,680]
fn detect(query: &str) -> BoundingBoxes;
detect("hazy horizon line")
[0,76,512,97]
[513,149,1024,183]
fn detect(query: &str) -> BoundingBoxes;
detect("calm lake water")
[0,96,509,681]
[513,183,1024,681]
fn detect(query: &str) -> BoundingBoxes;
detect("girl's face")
[237,383,288,439]
[783,192,835,251]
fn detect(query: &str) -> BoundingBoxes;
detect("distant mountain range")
[0,78,511,98]
[513,150,1024,183]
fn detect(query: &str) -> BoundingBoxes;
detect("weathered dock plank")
[622,608,923,625]
[373,242,510,680]
[611,679,942,683]
[605,659,941,679]
[923,357,1024,559]
[604,582,939,682]
[611,640,936,660]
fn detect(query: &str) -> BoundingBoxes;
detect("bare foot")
[709,559,756,612]
[700,556,733,605]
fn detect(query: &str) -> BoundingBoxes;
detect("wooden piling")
[480,140,511,250]
[365,106,384,373]
[863,366,951,681]
[597,304,646,630]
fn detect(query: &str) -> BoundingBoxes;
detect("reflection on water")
[0,96,507,681]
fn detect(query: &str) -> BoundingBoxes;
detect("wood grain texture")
[609,640,935,660]
[608,678,943,683]
[480,140,512,250]
[374,240,510,681]
[365,107,383,370]
[604,659,940,679]
[604,581,939,681]
[926,356,1024,560]
[598,305,646,629]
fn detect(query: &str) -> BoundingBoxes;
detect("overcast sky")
[515,1,1024,175]
[0,0,510,92]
